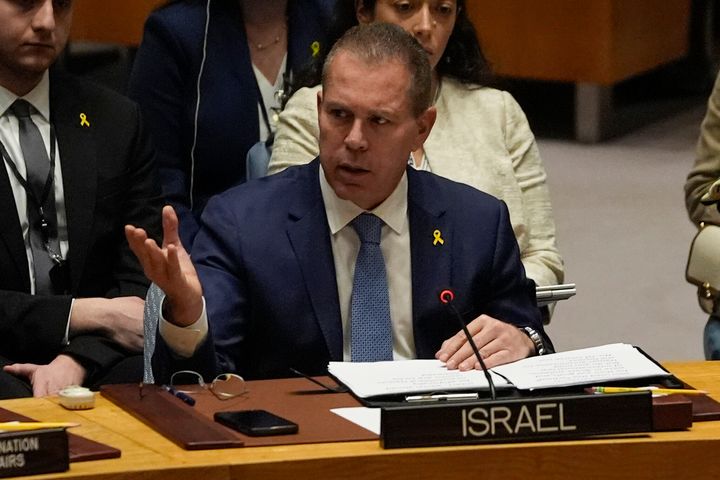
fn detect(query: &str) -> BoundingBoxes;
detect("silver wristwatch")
[521,326,547,356]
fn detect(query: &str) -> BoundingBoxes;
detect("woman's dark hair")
[288,0,493,99]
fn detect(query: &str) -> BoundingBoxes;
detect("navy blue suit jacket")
[154,160,550,381]
[129,0,335,247]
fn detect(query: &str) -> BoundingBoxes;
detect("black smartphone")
[214,410,299,436]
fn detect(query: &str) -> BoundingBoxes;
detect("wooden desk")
[3,361,720,480]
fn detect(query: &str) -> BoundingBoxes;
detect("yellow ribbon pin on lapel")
[311,41,320,57]
[433,229,445,246]
[79,113,90,127]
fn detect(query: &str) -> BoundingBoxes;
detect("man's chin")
[16,47,60,72]
[1,63,49,95]
[336,186,387,211]
[19,58,55,73]
[333,183,361,202]
[331,183,367,208]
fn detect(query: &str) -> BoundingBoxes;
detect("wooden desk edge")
[2,361,719,480]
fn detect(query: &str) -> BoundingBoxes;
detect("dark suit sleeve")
[128,10,201,247]
[0,292,71,364]
[152,332,217,385]
[483,202,554,352]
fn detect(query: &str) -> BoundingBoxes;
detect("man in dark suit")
[0,0,163,397]
[127,23,551,382]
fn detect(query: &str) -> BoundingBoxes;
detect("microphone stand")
[439,289,496,400]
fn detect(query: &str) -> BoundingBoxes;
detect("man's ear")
[413,106,437,149]
[316,90,324,127]
[356,1,374,24]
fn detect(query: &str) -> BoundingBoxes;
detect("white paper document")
[328,344,670,398]
[330,407,381,435]
[492,343,670,390]
[327,359,512,398]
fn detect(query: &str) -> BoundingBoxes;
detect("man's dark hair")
[322,23,432,116]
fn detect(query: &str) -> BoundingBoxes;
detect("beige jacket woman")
[686,74,720,225]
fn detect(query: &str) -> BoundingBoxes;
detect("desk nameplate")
[381,392,653,448]
[0,407,120,462]
[0,428,68,478]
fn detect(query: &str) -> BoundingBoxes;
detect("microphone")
[439,289,496,400]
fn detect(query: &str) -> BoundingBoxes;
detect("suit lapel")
[0,160,30,289]
[50,75,97,292]
[408,170,453,358]
[286,161,343,360]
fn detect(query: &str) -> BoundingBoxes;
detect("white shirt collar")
[0,71,51,121]
[319,163,408,235]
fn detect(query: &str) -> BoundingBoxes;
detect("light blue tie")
[350,213,393,362]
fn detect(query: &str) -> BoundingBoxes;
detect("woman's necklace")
[249,23,286,51]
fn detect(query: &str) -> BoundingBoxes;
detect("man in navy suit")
[0,0,163,397]
[127,23,551,382]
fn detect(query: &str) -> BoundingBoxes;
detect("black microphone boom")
[439,289,496,400]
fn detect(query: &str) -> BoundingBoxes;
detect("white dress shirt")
[162,164,417,360]
[253,54,287,141]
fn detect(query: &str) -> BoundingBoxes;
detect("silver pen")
[405,392,479,402]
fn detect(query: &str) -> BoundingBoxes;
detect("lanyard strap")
[0,125,57,214]
[0,125,60,256]
[256,87,273,135]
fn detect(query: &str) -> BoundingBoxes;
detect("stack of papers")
[492,343,670,390]
[328,359,511,398]
[328,343,671,398]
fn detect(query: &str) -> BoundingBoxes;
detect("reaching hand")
[435,314,535,370]
[125,205,203,326]
[3,354,86,397]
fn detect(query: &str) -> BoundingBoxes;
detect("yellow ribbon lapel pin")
[79,113,90,127]
[433,229,445,246]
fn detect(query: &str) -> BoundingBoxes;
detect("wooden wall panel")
[467,0,691,85]
[70,0,164,46]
